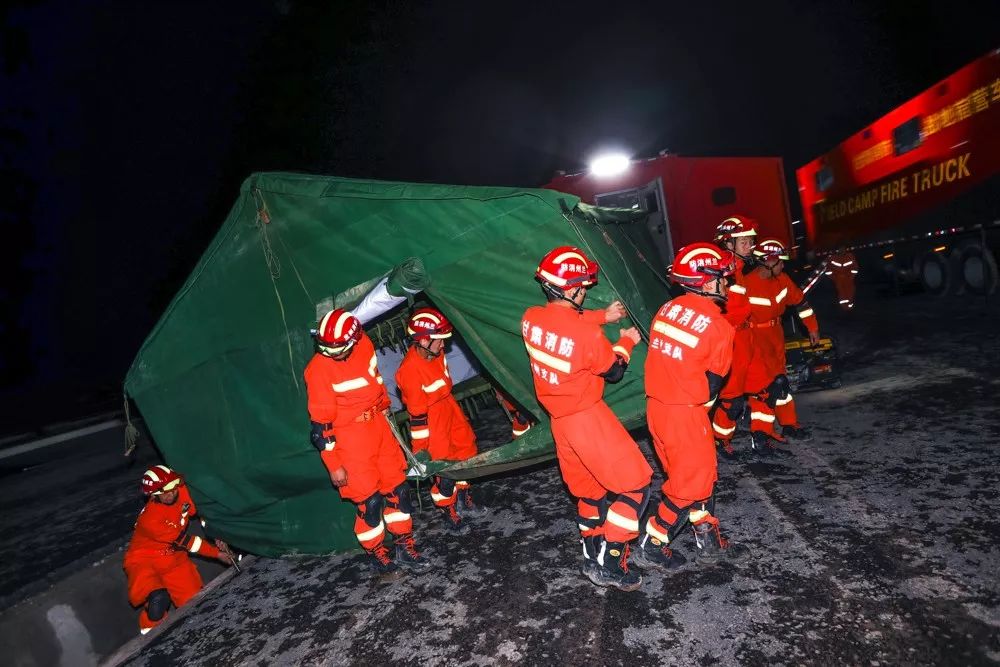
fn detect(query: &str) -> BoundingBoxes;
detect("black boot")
[717,438,738,460]
[442,504,471,536]
[750,431,784,455]
[782,425,813,442]
[630,534,688,572]
[366,543,401,578]
[585,540,642,592]
[455,486,488,519]
[394,533,431,573]
[580,535,601,578]
[692,521,747,565]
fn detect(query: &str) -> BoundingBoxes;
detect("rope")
[254,190,299,391]
[123,392,140,456]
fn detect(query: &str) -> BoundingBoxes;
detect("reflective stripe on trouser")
[646,492,718,542]
[551,401,652,543]
[711,400,738,442]
[354,513,386,550]
[383,490,413,536]
[431,476,459,508]
[748,395,781,438]
[774,394,798,428]
[577,497,606,538]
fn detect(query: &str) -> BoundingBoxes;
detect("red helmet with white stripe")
[714,215,759,242]
[314,308,362,357]
[753,238,791,261]
[141,465,183,496]
[670,243,736,289]
[407,307,453,340]
[535,246,599,289]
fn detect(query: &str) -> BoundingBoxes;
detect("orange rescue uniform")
[303,334,411,549]
[827,251,858,310]
[521,303,651,543]
[712,256,753,444]
[395,346,478,507]
[124,485,219,633]
[743,270,818,438]
[644,293,734,541]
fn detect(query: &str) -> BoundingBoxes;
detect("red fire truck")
[796,49,1000,296]
[545,154,796,270]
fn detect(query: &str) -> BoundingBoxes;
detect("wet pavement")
[81,288,1000,665]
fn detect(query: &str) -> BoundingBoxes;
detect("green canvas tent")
[125,172,672,556]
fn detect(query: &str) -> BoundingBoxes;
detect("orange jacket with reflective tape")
[646,293,734,405]
[303,334,389,429]
[722,257,752,328]
[124,485,219,563]
[395,345,455,444]
[521,302,636,419]
[742,270,818,333]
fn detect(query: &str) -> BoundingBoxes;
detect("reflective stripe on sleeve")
[775,287,789,303]
[611,345,631,362]
[421,379,447,393]
[798,308,814,318]
[332,377,369,392]
[189,536,203,553]
[410,428,430,439]
[749,296,771,306]
[729,284,746,294]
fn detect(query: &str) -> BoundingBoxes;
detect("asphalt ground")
[58,286,1000,665]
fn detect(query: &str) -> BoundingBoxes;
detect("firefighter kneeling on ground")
[709,215,758,458]
[825,248,858,311]
[633,243,747,571]
[396,307,486,535]
[743,239,821,451]
[123,466,234,635]
[304,309,430,577]
[522,245,652,591]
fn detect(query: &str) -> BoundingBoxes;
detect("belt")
[353,406,382,423]
[747,318,779,329]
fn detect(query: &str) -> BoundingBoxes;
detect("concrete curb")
[0,419,124,461]
[99,555,257,667]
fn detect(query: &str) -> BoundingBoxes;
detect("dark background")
[1,0,996,429]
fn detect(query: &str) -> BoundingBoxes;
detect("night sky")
[1,0,996,426]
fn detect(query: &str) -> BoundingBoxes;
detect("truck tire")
[958,244,998,295]
[919,250,952,297]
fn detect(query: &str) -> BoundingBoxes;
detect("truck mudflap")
[785,336,841,391]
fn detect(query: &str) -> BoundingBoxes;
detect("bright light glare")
[589,153,630,177]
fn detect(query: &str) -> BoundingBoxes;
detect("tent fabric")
[125,172,669,556]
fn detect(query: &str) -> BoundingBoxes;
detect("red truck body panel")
[797,49,1000,251]
[545,155,795,253]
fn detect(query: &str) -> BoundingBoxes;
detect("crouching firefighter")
[123,466,234,635]
[634,243,746,569]
[396,307,485,534]
[743,239,821,450]
[523,245,652,591]
[304,309,431,576]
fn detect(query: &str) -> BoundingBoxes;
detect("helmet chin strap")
[542,282,586,312]
[416,339,442,358]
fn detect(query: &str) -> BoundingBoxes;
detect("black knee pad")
[578,495,610,528]
[613,486,651,518]
[389,483,414,514]
[146,588,171,621]
[435,476,456,498]
[724,395,746,421]
[356,494,384,528]
[768,374,791,401]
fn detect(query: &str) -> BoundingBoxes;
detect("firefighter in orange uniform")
[124,466,233,635]
[710,216,758,458]
[743,239,820,450]
[395,307,485,533]
[825,248,858,311]
[522,246,651,591]
[304,309,430,576]
[633,243,746,570]
[495,389,534,440]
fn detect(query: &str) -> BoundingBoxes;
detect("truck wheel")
[958,244,998,295]
[919,251,952,296]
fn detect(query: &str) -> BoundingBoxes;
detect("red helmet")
[535,246,599,289]
[670,243,737,289]
[753,238,791,261]
[407,307,453,340]
[141,465,183,496]
[714,215,759,243]
[315,308,362,356]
